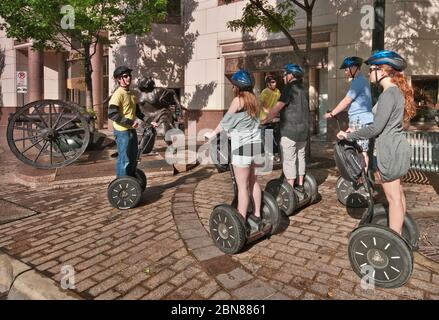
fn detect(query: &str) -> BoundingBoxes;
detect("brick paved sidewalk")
[0,135,438,300]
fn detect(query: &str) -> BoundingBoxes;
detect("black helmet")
[230,69,254,91]
[138,76,155,92]
[340,56,363,69]
[113,65,132,78]
[265,74,276,84]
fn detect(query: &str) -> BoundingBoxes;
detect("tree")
[224,0,317,156]
[0,0,168,128]
[224,0,316,92]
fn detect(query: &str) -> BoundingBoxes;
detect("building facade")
[1,0,438,134]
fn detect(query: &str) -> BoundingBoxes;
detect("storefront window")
[412,77,439,123]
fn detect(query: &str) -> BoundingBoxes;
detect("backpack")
[334,140,366,182]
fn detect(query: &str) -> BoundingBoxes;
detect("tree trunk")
[82,42,95,132]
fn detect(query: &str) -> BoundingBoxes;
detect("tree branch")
[291,0,306,11]
[249,0,304,60]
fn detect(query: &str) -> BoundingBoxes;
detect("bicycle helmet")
[340,56,363,69]
[230,69,254,91]
[113,65,132,78]
[265,74,276,84]
[364,50,407,72]
[284,64,304,78]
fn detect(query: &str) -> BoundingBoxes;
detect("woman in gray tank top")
[206,70,264,226]
[337,50,416,235]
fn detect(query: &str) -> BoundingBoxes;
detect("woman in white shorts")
[207,70,264,224]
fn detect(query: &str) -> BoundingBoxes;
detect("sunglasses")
[369,67,380,72]
[121,74,132,79]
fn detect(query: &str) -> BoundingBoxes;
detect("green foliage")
[224,0,296,34]
[0,0,169,51]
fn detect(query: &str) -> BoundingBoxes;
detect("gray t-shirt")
[221,111,262,156]
[347,86,410,182]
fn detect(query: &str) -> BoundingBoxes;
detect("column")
[28,47,44,102]
[57,52,66,101]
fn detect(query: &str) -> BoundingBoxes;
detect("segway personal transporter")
[209,132,283,254]
[329,115,372,211]
[334,136,419,288]
[107,123,156,209]
[262,125,318,215]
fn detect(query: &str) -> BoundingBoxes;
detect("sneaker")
[295,185,305,194]
[247,215,265,232]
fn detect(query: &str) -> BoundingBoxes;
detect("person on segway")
[325,56,373,172]
[259,74,281,163]
[108,66,157,178]
[337,50,417,235]
[205,69,265,229]
[262,63,309,194]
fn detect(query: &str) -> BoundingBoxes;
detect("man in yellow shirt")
[259,75,281,121]
[108,66,145,177]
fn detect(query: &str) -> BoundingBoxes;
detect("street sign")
[16,71,28,93]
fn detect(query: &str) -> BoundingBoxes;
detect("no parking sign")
[16,71,28,93]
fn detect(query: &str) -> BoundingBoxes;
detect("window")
[412,77,439,122]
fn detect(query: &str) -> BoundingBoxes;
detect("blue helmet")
[284,64,304,78]
[230,69,254,91]
[340,56,363,69]
[365,50,407,71]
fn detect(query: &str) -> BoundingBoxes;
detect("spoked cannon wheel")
[7,100,91,169]
[348,226,413,288]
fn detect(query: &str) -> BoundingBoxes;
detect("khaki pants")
[280,136,306,179]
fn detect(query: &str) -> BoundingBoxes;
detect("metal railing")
[404,131,439,172]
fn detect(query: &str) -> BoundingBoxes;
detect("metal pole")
[371,0,385,105]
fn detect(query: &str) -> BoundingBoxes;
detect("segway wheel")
[134,168,147,191]
[336,176,369,207]
[261,191,283,235]
[371,204,420,250]
[348,225,413,288]
[304,174,319,204]
[209,204,246,254]
[107,176,142,210]
[265,179,296,215]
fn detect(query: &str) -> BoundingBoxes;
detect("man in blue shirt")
[325,56,373,169]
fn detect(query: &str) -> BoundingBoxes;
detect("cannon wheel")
[7,99,91,169]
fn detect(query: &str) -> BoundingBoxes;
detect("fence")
[404,131,439,173]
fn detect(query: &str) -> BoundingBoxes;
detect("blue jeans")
[114,129,138,177]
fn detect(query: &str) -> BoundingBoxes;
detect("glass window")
[412,77,439,123]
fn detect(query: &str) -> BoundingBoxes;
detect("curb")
[0,253,82,300]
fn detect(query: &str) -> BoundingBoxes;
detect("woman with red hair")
[337,50,416,235]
